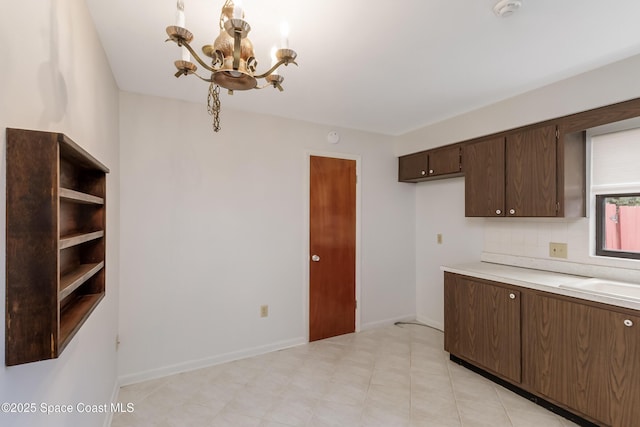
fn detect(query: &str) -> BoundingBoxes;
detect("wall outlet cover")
[549,242,568,259]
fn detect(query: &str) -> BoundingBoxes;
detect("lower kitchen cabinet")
[444,273,521,383]
[524,293,640,427]
[445,272,640,427]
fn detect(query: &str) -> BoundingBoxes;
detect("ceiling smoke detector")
[493,0,522,17]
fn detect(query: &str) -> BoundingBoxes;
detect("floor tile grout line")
[445,355,466,427]
[494,382,516,427]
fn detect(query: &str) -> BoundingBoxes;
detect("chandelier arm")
[178,42,217,72]
[190,72,215,83]
[254,60,297,79]
[255,82,284,91]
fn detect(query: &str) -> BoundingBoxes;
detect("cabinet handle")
[509,293,516,300]
[495,209,501,215]
[421,170,426,175]
[429,169,434,174]
[509,209,516,215]
[624,319,633,327]
[311,255,320,262]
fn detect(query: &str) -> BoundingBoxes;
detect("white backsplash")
[482,217,640,283]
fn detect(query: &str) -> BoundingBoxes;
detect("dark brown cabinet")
[445,271,640,427]
[398,151,429,181]
[464,125,569,217]
[523,293,640,427]
[5,129,109,366]
[426,145,462,177]
[463,137,505,216]
[398,145,462,182]
[444,273,521,383]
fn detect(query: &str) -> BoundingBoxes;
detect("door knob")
[311,255,320,262]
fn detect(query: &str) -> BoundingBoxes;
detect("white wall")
[396,53,640,156]
[0,1,120,427]
[118,92,415,383]
[397,53,640,328]
[415,178,484,329]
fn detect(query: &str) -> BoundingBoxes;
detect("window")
[590,124,640,260]
[595,194,640,260]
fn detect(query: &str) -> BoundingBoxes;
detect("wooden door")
[463,137,505,217]
[309,156,356,341]
[524,294,640,426]
[505,125,557,217]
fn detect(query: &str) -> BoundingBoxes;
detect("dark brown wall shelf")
[5,128,109,366]
[60,187,105,205]
[59,231,105,249]
[59,261,105,301]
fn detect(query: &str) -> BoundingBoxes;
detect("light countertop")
[441,262,640,312]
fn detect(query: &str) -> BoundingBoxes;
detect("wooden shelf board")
[59,230,104,249]
[59,261,104,301]
[60,187,104,205]
[58,133,110,173]
[59,293,104,351]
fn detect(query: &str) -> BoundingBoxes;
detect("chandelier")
[166,0,298,132]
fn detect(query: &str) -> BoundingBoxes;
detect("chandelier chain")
[207,83,221,132]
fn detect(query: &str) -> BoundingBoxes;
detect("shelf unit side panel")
[5,129,60,365]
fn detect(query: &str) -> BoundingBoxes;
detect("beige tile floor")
[111,324,579,427]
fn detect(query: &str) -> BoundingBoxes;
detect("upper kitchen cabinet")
[427,144,462,177]
[398,151,429,181]
[464,124,585,217]
[398,144,462,182]
[463,136,505,216]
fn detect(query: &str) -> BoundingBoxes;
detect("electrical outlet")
[549,242,568,259]
[437,233,443,244]
[260,305,269,318]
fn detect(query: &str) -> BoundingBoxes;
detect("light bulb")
[280,21,289,49]
[233,0,244,19]
[176,0,185,27]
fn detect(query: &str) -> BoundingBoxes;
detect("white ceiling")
[86,0,640,136]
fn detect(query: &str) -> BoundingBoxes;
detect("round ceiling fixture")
[493,0,522,17]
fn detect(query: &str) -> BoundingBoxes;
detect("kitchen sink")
[560,278,640,301]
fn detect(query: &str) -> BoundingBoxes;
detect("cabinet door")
[398,152,428,182]
[428,145,461,177]
[505,125,557,216]
[444,273,521,383]
[524,294,640,426]
[463,137,505,217]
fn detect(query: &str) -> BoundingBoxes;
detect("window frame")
[595,193,640,260]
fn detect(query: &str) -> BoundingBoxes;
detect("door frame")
[304,151,362,342]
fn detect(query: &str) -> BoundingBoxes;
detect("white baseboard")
[360,313,416,331]
[103,377,121,427]
[118,337,306,387]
